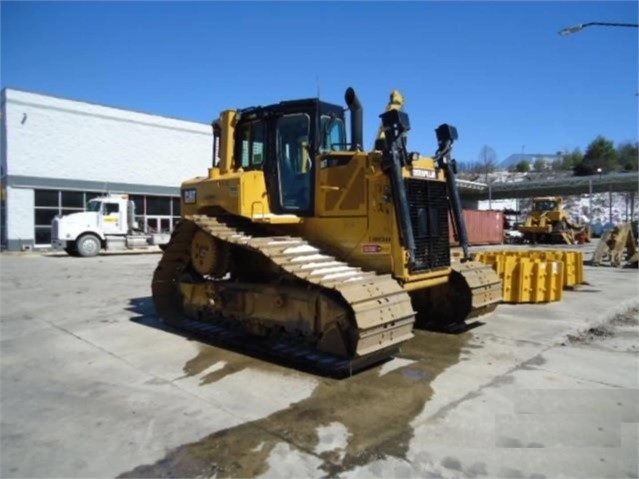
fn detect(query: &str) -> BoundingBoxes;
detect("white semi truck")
[51,193,169,257]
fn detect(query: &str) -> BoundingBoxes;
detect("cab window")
[103,203,119,215]
[87,200,102,212]
[320,116,347,152]
[276,113,312,211]
[235,120,265,169]
[535,201,557,212]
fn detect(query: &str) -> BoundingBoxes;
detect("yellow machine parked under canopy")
[518,196,589,244]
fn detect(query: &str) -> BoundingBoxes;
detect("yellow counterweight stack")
[472,250,585,303]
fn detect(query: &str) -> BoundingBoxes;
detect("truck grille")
[405,178,450,273]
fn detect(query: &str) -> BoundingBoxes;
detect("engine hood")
[56,211,99,228]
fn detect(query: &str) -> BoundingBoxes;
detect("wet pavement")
[118,331,469,478]
[0,249,637,478]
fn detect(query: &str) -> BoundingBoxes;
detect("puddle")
[179,343,287,385]
[402,367,432,382]
[118,330,470,478]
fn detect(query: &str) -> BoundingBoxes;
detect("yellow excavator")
[151,87,502,373]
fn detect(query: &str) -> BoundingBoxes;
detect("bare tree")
[478,145,498,183]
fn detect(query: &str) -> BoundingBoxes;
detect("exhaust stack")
[344,87,363,151]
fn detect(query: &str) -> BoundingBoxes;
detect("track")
[151,215,417,375]
[451,260,503,321]
[408,259,502,331]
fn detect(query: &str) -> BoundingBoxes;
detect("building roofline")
[1,86,211,127]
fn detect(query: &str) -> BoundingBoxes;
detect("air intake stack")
[344,87,363,151]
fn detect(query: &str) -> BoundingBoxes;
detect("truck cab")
[85,195,134,236]
[51,193,148,257]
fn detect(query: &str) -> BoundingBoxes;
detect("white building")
[1,88,213,251]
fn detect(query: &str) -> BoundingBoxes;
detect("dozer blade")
[591,223,637,268]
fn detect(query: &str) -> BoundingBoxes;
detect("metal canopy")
[458,172,639,201]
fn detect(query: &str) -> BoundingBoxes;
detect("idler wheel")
[190,229,230,277]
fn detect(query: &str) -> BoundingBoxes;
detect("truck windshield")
[86,200,102,212]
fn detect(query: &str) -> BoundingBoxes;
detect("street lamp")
[559,22,639,36]
[559,21,637,224]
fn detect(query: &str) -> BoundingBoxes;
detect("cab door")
[100,202,125,235]
[272,112,313,214]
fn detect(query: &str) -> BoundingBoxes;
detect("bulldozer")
[151,87,502,374]
[518,196,590,244]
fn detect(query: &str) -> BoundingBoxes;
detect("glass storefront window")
[130,195,145,216]
[160,218,171,233]
[35,190,59,207]
[35,209,59,226]
[61,208,84,216]
[146,196,171,215]
[62,191,84,208]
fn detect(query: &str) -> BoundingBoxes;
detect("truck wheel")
[77,234,101,257]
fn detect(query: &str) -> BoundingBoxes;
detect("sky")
[1,1,638,168]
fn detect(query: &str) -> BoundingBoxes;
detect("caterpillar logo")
[412,168,436,179]
[183,189,197,204]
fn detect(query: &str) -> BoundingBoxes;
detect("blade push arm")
[433,124,471,261]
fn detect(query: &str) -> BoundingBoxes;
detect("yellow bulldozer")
[151,87,502,374]
[518,196,590,244]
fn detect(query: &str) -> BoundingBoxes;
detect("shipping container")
[449,210,504,246]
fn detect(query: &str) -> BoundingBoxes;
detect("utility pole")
[588,176,592,224]
[609,189,613,224]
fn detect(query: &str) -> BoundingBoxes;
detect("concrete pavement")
[1,250,637,478]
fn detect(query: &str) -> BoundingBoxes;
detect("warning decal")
[362,244,383,254]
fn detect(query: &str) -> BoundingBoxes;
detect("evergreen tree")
[581,136,619,173]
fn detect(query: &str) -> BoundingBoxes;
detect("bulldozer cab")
[225,98,349,216]
[532,197,560,212]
